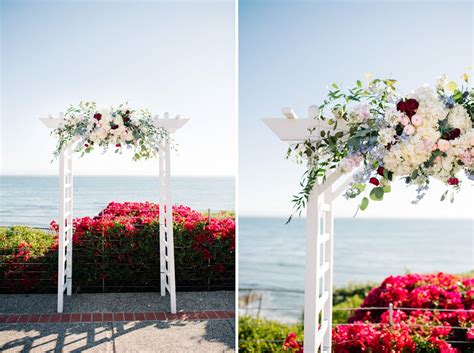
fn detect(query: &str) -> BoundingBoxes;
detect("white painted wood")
[57,147,66,313]
[39,116,64,128]
[66,144,73,296]
[159,142,166,297]
[40,113,190,133]
[164,138,177,314]
[263,107,347,352]
[331,174,354,199]
[322,192,334,352]
[282,107,299,120]
[304,183,321,352]
[40,112,186,314]
[262,107,349,143]
[153,114,189,133]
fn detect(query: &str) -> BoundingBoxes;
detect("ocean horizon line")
[0,174,235,178]
[239,215,474,221]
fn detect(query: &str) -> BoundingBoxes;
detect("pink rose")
[437,139,450,152]
[411,114,423,127]
[400,116,410,126]
[431,143,438,151]
[403,124,415,135]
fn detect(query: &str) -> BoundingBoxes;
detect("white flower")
[384,107,404,125]
[339,154,362,173]
[377,127,396,145]
[436,74,447,91]
[448,105,471,133]
[348,104,371,125]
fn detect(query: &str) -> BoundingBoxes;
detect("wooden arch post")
[40,113,188,314]
[263,107,352,353]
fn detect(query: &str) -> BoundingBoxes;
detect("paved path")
[0,291,235,352]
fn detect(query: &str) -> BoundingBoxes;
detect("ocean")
[239,217,473,322]
[0,176,235,227]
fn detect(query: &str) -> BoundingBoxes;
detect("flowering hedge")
[0,202,235,293]
[283,273,474,353]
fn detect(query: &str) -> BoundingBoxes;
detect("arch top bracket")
[262,106,348,142]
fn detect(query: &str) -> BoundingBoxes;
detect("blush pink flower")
[403,124,415,135]
[437,139,450,152]
[400,115,411,126]
[411,114,423,127]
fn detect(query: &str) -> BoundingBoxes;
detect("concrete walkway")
[0,291,235,353]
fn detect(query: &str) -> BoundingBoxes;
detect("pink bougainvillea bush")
[283,273,474,353]
[0,202,235,293]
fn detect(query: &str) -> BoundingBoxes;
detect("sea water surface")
[0,176,235,227]
[239,217,473,322]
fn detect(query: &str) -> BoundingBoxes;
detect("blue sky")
[239,0,473,218]
[1,0,235,176]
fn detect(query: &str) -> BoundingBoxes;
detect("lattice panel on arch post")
[58,142,74,313]
[159,138,177,314]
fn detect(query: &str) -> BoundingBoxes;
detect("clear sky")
[1,0,236,176]
[239,0,473,218]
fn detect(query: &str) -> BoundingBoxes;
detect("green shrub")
[0,226,54,257]
[0,226,55,292]
[239,315,303,352]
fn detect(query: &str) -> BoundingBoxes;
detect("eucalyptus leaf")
[360,197,369,211]
[369,187,384,201]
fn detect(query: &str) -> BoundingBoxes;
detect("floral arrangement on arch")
[288,72,473,215]
[51,101,169,160]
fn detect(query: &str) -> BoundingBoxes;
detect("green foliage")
[369,186,384,201]
[0,226,54,257]
[332,295,364,324]
[332,282,374,305]
[239,315,303,352]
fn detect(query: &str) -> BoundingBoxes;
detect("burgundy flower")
[93,113,102,120]
[369,177,380,186]
[377,167,385,176]
[123,117,131,123]
[447,177,459,185]
[443,128,461,141]
[396,100,406,112]
[111,124,119,130]
[84,143,89,148]
[405,98,419,112]
[397,98,419,118]
[115,144,121,147]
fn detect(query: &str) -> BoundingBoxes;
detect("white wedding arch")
[40,113,188,314]
[264,106,353,353]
